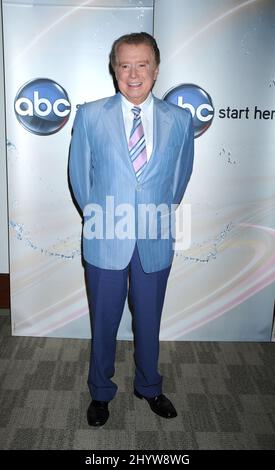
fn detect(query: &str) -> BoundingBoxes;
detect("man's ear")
[154,66,159,81]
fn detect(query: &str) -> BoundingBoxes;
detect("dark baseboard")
[0,274,10,308]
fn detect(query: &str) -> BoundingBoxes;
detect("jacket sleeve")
[172,112,194,206]
[68,105,93,213]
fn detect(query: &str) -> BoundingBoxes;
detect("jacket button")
[136,184,142,191]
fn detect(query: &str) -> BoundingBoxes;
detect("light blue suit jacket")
[69,92,194,273]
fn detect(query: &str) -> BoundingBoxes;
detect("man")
[69,32,194,427]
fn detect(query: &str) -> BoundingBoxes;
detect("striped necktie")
[128,106,147,180]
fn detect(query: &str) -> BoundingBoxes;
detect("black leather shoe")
[134,389,177,419]
[87,400,109,427]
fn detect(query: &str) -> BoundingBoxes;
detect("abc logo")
[163,84,214,138]
[14,78,71,136]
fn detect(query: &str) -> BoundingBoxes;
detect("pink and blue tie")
[128,106,147,180]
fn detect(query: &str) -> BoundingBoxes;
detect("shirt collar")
[120,92,153,114]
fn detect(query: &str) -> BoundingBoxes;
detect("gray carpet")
[0,312,275,450]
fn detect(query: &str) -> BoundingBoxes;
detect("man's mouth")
[128,82,142,87]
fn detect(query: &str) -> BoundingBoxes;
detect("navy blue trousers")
[85,244,171,401]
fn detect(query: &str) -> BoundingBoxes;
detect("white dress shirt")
[120,92,154,161]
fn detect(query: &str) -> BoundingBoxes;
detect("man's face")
[114,43,159,105]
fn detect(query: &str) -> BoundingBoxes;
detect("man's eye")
[121,64,130,69]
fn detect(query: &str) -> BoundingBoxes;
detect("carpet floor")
[0,313,275,450]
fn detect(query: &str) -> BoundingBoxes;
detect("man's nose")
[129,66,137,78]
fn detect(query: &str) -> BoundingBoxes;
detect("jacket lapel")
[138,95,174,182]
[102,93,174,182]
[102,93,136,178]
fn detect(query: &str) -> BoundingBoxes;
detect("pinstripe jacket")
[69,92,194,273]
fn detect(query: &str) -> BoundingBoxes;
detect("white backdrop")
[4,0,275,340]
[4,0,153,338]
[154,0,275,340]
[0,2,8,274]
